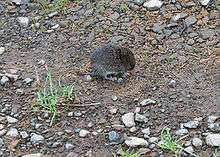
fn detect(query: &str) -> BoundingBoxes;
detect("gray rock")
[6,128,19,137]
[17,17,30,27]
[200,29,216,40]
[66,152,79,157]
[122,113,135,127]
[149,137,159,143]
[185,16,197,27]
[168,79,177,88]
[0,138,4,148]
[175,128,189,136]
[6,116,18,123]
[171,13,188,22]
[30,133,44,144]
[85,75,92,81]
[108,131,120,142]
[20,131,29,139]
[184,146,194,154]
[140,99,156,106]
[125,137,148,147]
[143,0,163,11]
[21,153,42,157]
[208,115,219,123]
[183,120,199,129]
[111,95,118,101]
[208,123,220,132]
[48,11,59,18]
[79,129,90,137]
[65,143,75,150]
[0,47,5,55]
[199,0,211,6]
[134,0,145,6]
[192,138,203,147]
[0,129,7,136]
[206,134,220,146]
[11,0,29,5]
[110,12,120,20]
[24,78,33,84]
[141,128,150,136]
[152,22,165,33]
[0,4,4,14]
[135,113,148,123]
[110,35,124,44]
[0,76,9,85]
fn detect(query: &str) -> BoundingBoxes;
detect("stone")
[6,128,19,137]
[79,129,90,137]
[208,123,220,132]
[20,131,29,139]
[143,0,163,11]
[48,11,59,18]
[65,143,75,150]
[171,13,188,22]
[135,113,148,123]
[24,78,33,84]
[110,12,120,20]
[192,138,203,147]
[141,128,150,136]
[184,146,194,154]
[140,99,156,106]
[109,108,118,114]
[199,0,211,6]
[200,29,216,40]
[206,134,220,146]
[0,47,5,55]
[185,16,197,27]
[168,79,177,88]
[208,115,219,123]
[0,4,4,14]
[17,17,30,27]
[6,116,18,123]
[152,22,165,33]
[125,137,148,147]
[11,0,29,5]
[66,152,79,157]
[134,0,145,6]
[183,120,199,129]
[0,138,4,148]
[30,133,44,144]
[149,137,159,143]
[175,128,189,136]
[21,154,42,157]
[85,75,92,81]
[108,131,120,142]
[0,76,9,85]
[111,95,118,101]
[122,113,135,127]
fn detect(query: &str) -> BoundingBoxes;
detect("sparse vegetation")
[112,146,140,157]
[32,67,75,126]
[159,127,183,157]
[119,3,129,13]
[212,146,220,157]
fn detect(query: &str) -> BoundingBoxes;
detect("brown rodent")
[90,44,135,81]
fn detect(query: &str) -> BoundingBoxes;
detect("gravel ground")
[0,0,220,156]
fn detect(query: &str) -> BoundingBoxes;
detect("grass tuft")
[112,146,140,157]
[159,127,183,157]
[33,69,75,126]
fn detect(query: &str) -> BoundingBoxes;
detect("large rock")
[199,0,211,6]
[125,137,148,147]
[11,0,29,5]
[122,113,135,127]
[143,0,163,11]
[17,17,30,27]
[206,134,220,146]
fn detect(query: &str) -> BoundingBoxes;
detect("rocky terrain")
[0,0,220,156]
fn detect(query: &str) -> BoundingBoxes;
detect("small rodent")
[90,44,135,81]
